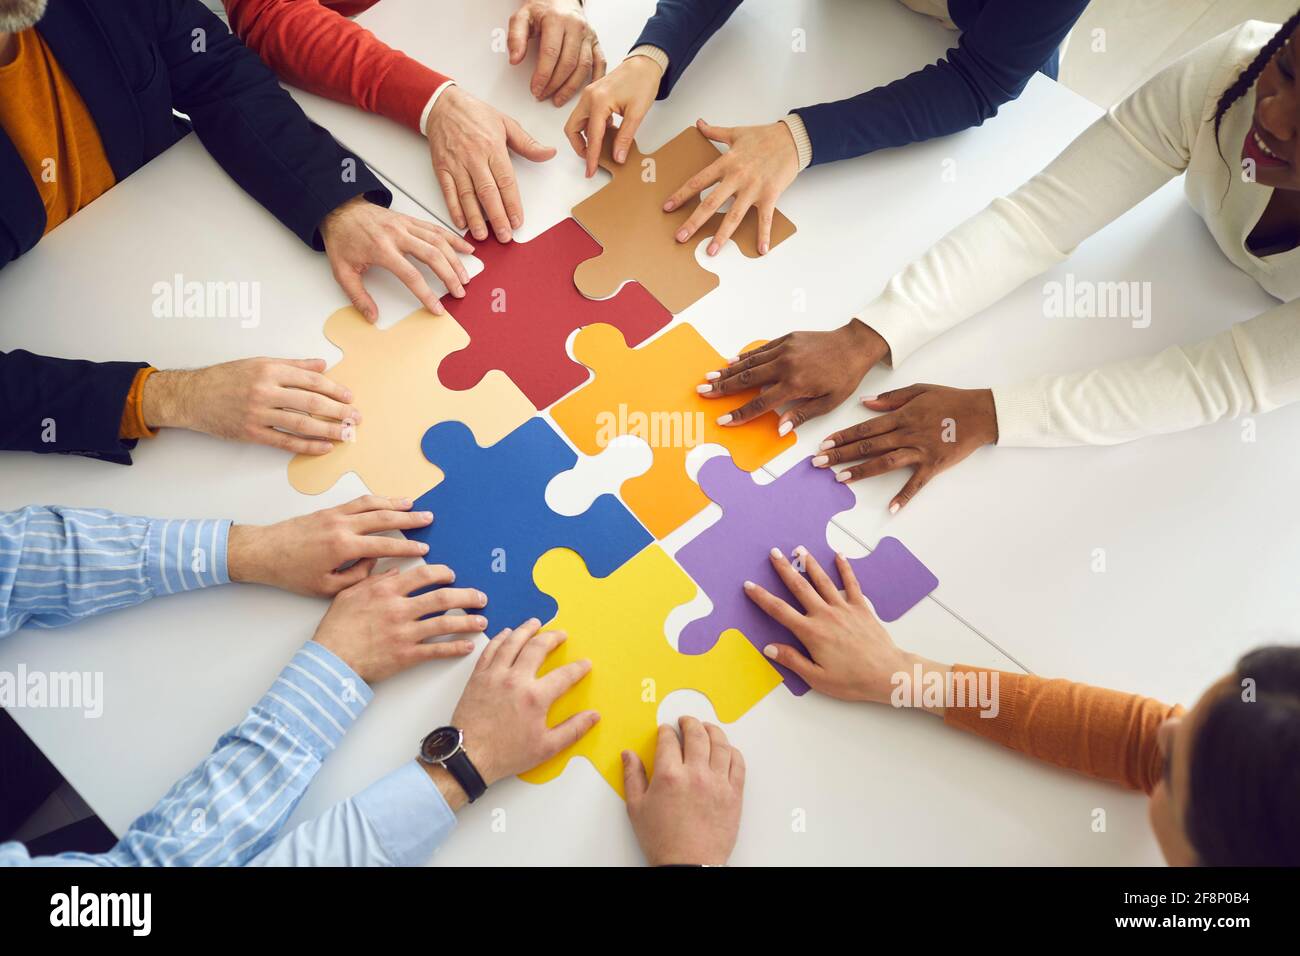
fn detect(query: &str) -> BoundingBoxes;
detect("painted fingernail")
[862,394,878,403]
[705,370,721,381]
[769,547,783,559]
[743,580,755,590]
[676,229,689,242]
[835,472,850,483]
[812,455,828,467]
[696,383,713,394]
[819,439,834,451]
[717,414,733,425]
[763,645,779,659]
[889,502,901,515]
[794,546,808,557]
[778,421,793,437]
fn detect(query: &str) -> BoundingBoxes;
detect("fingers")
[401,234,465,300]
[563,98,592,160]
[696,119,735,146]
[537,657,592,701]
[331,263,379,323]
[351,507,432,535]
[757,200,776,256]
[338,494,411,516]
[680,715,709,766]
[835,448,924,485]
[742,578,803,631]
[506,8,531,65]
[814,429,909,470]
[622,748,649,804]
[272,377,359,422]
[347,533,429,561]
[452,167,489,241]
[583,107,612,178]
[864,384,929,412]
[837,552,866,604]
[329,556,378,591]
[769,546,824,614]
[531,16,564,99]
[393,562,456,594]
[379,249,444,316]
[716,385,787,428]
[252,427,331,456]
[414,613,488,642]
[437,168,467,233]
[729,745,746,789]
[513,627,565,675]
[267,409,349,443]
[490,617,541,669]
[664,159,724,216]
[654,721,684,772]
[503,114,556,163]
[409,585,487,619]
[545,708,600,757]
[707,188,757,257]
[697,356,781,399]
[704,722,732,775]
[552,35,593,107]
[468,162,511,242]
[611,107,647,166]
[761,640,820,683]
[778,395,838,434]
[820,414,903,459]
[890,466,935,514]
[794,547,841,605]
[411,637,477,661]
[544,29,583,102]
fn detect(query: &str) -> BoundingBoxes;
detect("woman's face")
[1147,673,1236,866]
[1243,24,1300,190]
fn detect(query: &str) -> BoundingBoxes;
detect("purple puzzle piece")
[676,456,939,695]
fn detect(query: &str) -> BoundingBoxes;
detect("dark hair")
[1185,645,1300,866]
[1213,9,1300,143]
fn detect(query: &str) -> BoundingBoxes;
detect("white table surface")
[4,0,1260,865]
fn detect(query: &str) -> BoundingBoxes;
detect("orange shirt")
[0,28,116,233]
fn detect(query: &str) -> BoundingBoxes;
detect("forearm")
[944,665,1182,792]
[0,507,230,638]
[223,0,450,133]
[250,761,457,866]
[633,0,742,98]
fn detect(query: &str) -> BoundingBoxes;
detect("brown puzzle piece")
[287,307,533,499]
[571,127,797,314]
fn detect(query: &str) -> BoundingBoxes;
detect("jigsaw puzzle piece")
[572,127,796,314]
[520,545,781,797]
[404,417,651,629]
[551,323,795,537]
[287,307,533,499]
[436,218,669,409]
[676,456,939,694]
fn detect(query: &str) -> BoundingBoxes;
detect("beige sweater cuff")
[780,113,814,171]
[626,44,670,75]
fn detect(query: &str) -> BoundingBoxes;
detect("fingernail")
[675,229,689,242]
[696,383,713,394]
[769,547,782,559]
[836,552,846,562]
[743,580,755,590]
[763,645,779,659]
[778,421,793,437]
[861,394,877,403]
[889,502,901,515]
[477,591,487,605]
[708,243,719,256]
[399,498,413,508]
[419,543,430,553]
[727,356,739,364]
[819,439,834,451]
[705,370,721,381]
[420,511,433,520]
[794,546,808,557]
[759,242,769,255]
[616,148,627,163]
[663,200,675,211]
[511,215,522,228]
[812,455,828,467]
[341,389,354,402]
[717,413,733,425]
[835,471,850,483]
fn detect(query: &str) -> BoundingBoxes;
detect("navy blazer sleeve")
[634,0,1089,167]
[0,351,147,463]
[149,0,391,249]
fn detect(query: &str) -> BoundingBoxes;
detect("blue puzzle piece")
[406,417,652,631]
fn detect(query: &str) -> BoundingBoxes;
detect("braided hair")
[1213,8,1300,143]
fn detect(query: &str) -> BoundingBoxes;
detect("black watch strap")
[444,747,487,803]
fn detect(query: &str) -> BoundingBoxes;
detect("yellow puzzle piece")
[520,545,781,798]
[551,323,795,538]
[288,307,533,499]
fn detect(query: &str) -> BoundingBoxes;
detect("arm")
[794,0,1090,166]
[150,0,390,249]
[222,0,450,134]
[632,0,741,99]
[0,350,148,462]
[1,641,372,866]
[860,26,1239,367]
[0,507,229,638]
[992,298,1300,446]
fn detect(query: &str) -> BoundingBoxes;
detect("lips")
[1242,123,1289,169]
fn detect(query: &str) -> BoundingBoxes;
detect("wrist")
[141,369,189,430]
[319,195,367,240]
[226,524,273,587]
[973,388,999,446]
[420,760,470,813]
[843,318,891,371]
[903,653,951,717]
[624,50,666,82]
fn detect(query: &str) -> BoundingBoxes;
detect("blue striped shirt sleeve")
[0,506,231,638]
[0,642,373,868]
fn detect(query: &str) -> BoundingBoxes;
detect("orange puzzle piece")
[571,126,797,315]
[551,323,795,538]
[288,307,533,499]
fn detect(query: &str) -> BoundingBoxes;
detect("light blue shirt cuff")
[353,761,457,866]
[145,517,231,595]
[255,641,375,760]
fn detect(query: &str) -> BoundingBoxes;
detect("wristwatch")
[418,726,487,803]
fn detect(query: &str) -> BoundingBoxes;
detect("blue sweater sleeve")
[633,0,744,100]
[795,0,1091,166]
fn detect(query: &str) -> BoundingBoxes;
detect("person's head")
[0,0,47,34]
[1149,645,1300,865]
[1215,10,1300,191]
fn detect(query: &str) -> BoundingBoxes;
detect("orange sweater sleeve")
[223,0,451,133]
[118,367,158,441]
[944,666,1184,793]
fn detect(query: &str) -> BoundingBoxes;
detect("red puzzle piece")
[438,218,671,409]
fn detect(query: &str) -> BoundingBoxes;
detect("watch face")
[420,726,462,763]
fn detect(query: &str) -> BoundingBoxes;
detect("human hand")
[563,54,661,177]
[508,0,605,106]
[698,320,890,434]
[814,385,998,512]
[142,358,362,456]
[743,547,947,706]
[311,563,489,685]
[448,618,599,786]
[664,118,800,256]
[623,717,744,866]
[319,196,474,321]
[227,495,436,598]
[427,86,556,243]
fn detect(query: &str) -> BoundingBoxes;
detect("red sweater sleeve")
[223,0,451,133]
